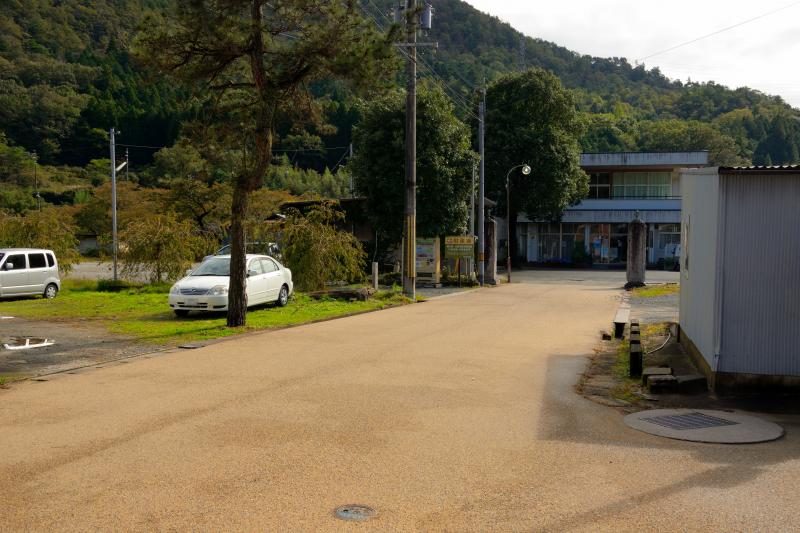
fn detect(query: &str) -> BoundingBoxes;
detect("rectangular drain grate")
[642,412,740,430]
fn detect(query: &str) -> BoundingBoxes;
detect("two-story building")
[516,151,710,266]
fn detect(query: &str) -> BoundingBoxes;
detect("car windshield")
[190,257,230,276]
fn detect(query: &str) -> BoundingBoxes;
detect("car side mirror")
[247,269,258,277]
[4,263,13,270]
[185,269,193,276]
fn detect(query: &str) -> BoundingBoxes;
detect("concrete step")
[648,375,678,394]
[642,366,672,386]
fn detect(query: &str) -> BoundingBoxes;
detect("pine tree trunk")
[226,185,249,327]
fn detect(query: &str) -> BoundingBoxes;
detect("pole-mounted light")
[506,163,532,283]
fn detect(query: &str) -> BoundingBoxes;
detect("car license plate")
[185,298,196,305]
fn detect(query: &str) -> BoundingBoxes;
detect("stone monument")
[626,211,647,289]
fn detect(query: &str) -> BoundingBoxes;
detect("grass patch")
[0,375,26,388]
[632,283,679,298]
[0,281,410,345]
[610,339,640,402]
[609,323,671,403]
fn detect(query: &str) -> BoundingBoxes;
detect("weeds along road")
[0,272,797,531]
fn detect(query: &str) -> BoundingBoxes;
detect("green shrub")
[0,207,80,273]
[119,212,208,283]
[279,203,366,292]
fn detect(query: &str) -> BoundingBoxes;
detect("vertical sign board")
[445,236,475,286]
[416,237,440,286]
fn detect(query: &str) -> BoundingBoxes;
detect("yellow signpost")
[445,236,475,287]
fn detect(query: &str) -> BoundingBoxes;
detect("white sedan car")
[169,254,293,317]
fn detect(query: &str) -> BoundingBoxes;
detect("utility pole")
[110,128,119,282]
[478,93,486,285]
[395,1,435,299]
[469,164,476,238]
[468,163,476,277]
[349,143,354,198]
[30,150,40,211]
[125,148,129,182]
[402,0,418,300]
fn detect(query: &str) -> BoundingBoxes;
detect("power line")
[273,146,350,153]
[116,143,167,150]
[360,0,479,120]
[639,0,800,62]
[116,143,349,153]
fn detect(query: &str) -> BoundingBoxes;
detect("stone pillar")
[486,218,498,285]
[626,213,646,289]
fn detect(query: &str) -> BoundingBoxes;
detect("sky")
[462,0,800,108]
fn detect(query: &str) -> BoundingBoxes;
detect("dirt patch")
[0,317,162,378]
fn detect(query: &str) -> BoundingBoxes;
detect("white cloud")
[462,0,800,107]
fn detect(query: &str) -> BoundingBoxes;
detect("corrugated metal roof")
[581,151,709,168]
[719,165,800,174]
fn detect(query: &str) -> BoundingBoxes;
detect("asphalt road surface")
[0,271,796,531]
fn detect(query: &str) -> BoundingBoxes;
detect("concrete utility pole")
[125,148,129,182]
[403,0,418,301]
[402,0,418,300]
[30,150,40,211]
[349,143,354,198]
[469,163,476,237]
[110,128,119,282]
[395,1,435,298]
[478,95,486,285]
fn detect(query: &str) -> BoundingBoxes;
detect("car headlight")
[208,285,228,296]
[170,284,180,295]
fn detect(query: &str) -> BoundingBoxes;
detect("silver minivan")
[0,248,61,299]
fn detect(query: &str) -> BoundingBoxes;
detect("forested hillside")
[1,0,799,178]
[363,0,800,166]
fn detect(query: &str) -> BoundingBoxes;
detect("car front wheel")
[277,285,289,307]
[43,284,58,299]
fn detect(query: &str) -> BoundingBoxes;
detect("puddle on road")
[3,337,55,350]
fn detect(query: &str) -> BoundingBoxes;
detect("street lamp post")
[506,163,531,283]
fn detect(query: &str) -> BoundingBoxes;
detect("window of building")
[589,224,611,263]
[610,224,628,264]
[588,173,611,199]
[611,172,671,198]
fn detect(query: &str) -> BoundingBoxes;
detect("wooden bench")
[613,306,630,338]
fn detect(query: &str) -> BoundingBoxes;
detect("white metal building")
[679,166,800,391]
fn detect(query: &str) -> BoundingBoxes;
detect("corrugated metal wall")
[718,173,800,375]
[679,169,720,369]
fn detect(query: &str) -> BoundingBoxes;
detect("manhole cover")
[642,411,740,430]
[178,343,206,350]
[624,409,784,444]
[333,504,377,521]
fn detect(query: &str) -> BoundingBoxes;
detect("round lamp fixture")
[522,164,532,175]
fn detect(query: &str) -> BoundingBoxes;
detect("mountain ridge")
[0,0,798,168]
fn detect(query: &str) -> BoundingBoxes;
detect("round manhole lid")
[624,409,784,443]
[334,504,377,521]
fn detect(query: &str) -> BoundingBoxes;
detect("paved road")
[1,272,796,531]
